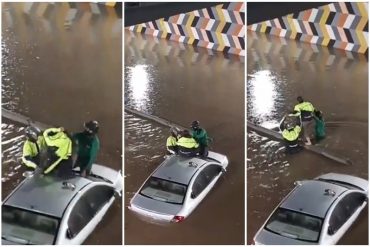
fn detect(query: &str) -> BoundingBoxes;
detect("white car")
[253,173,368,245]
[2,164,122,245]
[129,151,228,223]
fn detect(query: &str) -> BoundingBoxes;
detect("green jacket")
[314,117,325,139]
[73,132,100,170]
[192,128,209,147]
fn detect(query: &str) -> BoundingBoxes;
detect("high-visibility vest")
[177,137,199,149]
[294,102,315,121]
[282,126,301,141]
[22,136,45,168]
[43,128,72,174]
[166,136,177,147]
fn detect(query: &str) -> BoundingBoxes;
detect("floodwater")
[124,31,245,244]
[2,3,122,244]
[247,31,368,244]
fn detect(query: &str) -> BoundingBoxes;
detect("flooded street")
[2,3,122,244]
[124,31,245,244]
[247,31,368,244]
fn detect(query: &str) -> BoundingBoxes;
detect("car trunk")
[254,229,315,245]
[130,194,182,221]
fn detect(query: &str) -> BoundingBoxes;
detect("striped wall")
[126,3,245,56]
[248,2,368,54]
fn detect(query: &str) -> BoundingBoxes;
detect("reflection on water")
[125,31,244,244]
[247,31,368,244]
[248,70,280,128]
[1,121,25,196]
[126,64,155,112]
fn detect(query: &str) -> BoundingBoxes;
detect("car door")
[320,191,367,244]
[185,164,223,216]
[56,184,115,244]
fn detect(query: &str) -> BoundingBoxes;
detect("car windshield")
[265,208,323,242]
[140,177,187,204]
[2,206,59,245]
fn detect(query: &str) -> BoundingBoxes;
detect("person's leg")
[56,158,74,178]
[302,121,312,145]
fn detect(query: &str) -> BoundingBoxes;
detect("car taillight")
[171,216,185,223]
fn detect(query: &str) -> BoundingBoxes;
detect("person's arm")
[43,138,72,174]
[43,156,64,174]
[22,142,37,169]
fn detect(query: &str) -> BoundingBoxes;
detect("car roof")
[152,155,209,185]
[280,180,348,218]
[3,175,92,218]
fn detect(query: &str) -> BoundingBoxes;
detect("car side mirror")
[191,192,196,199]
[328,226,334,235]
[66,228,73,239]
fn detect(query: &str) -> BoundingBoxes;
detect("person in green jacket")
[191,120,209,157]
[73,120,100,177]
[313,110,325,142]
[22,126,45,169]
[42,127,73,177]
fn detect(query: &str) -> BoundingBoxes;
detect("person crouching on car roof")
[22,126,46,170]
[191,120,209,157]
[41,127,73,177]
[177,129,200,157]
[166,127,179,155]
[72,120,100,177]
[280,114,303,154]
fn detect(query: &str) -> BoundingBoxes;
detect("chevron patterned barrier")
[126,2,245,56]
[248,2,368,54]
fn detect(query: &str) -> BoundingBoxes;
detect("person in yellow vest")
[22,126,46,169]
[176,129,199,157]
[294,96,315,145]
[42,127,73,176]
[280,115,303,154]
[166,127,179,155]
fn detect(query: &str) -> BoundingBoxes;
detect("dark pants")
[178,146,199,157]
[199,145,209,157]
[284,139,303,154]
[74,156,92,175]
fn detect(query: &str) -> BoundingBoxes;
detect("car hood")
[316,173,368,193]
[131,193,182,216]
[254,229,314,245]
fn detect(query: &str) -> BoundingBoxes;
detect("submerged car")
[253,173,368,245]
[129,151,228,223]
[2,164,122,245]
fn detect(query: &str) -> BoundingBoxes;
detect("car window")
[2,206,59,245]
[140,177,187,204]
[67,185,114,237]
[191,171,210,198]
[265,208,323,242]
[328,192,366,235]
[85,185,115,214]
[202,164,222,183]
